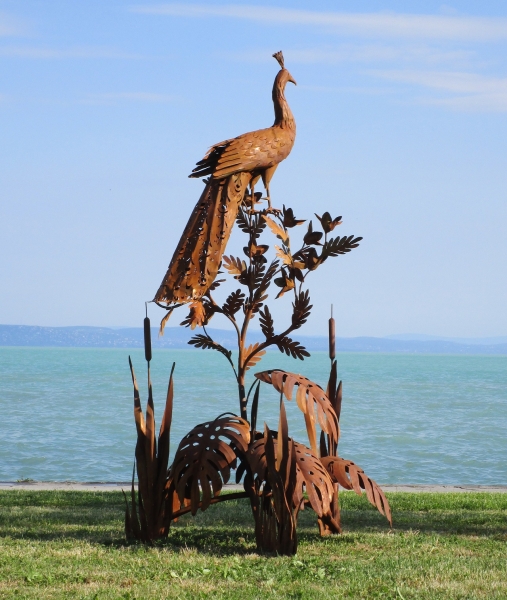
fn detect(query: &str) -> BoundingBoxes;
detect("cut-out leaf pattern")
[246,431,333,519]
[255,370,339,454]
[321,456,392,526]
[321,235,362,260]
[171,414,250,515]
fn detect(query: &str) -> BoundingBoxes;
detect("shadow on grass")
[1,491,505,549]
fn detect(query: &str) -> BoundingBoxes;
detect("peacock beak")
[288,74,297,86]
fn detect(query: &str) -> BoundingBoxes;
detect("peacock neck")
[273,88,295,131]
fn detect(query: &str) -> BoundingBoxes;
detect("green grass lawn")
[0,491,506,599]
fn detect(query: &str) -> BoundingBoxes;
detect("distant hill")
[1,325,507,355]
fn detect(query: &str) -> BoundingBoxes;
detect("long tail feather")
[154,172,251,307]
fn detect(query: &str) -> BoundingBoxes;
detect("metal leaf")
[246,431,333,519]
[180,301,207,329]
[243,343,266,371]
[321,456,392,526]
[170,414,250,515]
[223,255,247,277]
[222,289,245,317]
[263,215,289,243]
[254,369,339,454]
[259,305,275,339]
[293,440,334,518]
[275,336,309,360]
[188,333,232,361]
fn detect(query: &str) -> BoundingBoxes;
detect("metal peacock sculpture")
[126,54,393,551]
[154,51,296,309]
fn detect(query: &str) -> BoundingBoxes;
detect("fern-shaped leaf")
[321,456,392,526]
[222,255,247,277]
[259,306,275,339]
[263,215,289,243]
[255,259,279,297]
[170,414,250,514]
[275,336,309,360]
[236,207,266,238]
[291,290,312,329]
[243,343,266,371]
[222,289,245,317]
[236,207,250,233]
[188,334,232,361]
[321,235,362,260]
[275,244,293,266]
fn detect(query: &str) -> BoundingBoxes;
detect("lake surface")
[0,347,506,484]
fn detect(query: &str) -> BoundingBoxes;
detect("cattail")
[144,316,152,363]
[328,305,335,361]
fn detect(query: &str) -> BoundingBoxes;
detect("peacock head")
[272,51,297,89]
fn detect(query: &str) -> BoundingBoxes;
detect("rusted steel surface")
[255,370,339,455]
[154,52,297,309]
[244,403,299,554]
[322,456,392,526]
[170,414,250,515]
[124,358,175,542]
[125,52,392,552]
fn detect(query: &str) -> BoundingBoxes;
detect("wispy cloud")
[374,69,507,94]
[234,45,474,67]
[373,70,507,111]
[0,12,25,37]
[83,92,175,105]
[427,93,507,111]
[0,46,145,60]
[131,4,507,41]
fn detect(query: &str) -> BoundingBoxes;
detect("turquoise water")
[0,347,506,484]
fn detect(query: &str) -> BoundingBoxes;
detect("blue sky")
[1,1,506,337]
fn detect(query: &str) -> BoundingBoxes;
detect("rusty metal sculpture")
[125,52,392,552]
[154,51,296,309]
[124,358,175,541]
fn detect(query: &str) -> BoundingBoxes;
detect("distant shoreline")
[1,325,507,355]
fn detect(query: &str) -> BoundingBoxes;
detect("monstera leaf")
[293,441,334,518]
[321,456,392,526]
[255,370,339,454]
[170,414,250,515]
[246,429,334,519]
